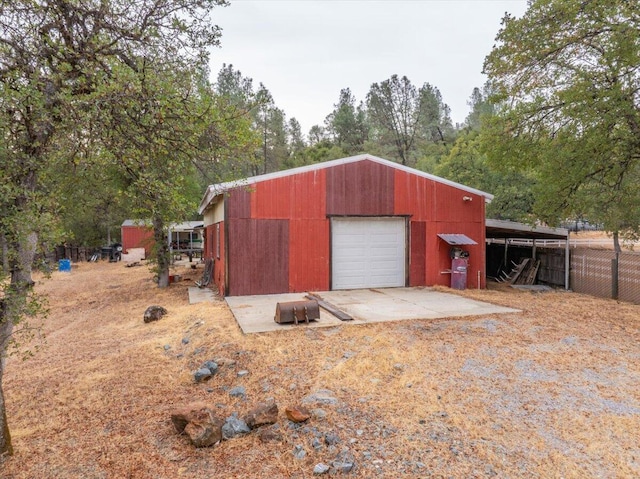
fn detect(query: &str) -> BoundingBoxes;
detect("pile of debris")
[498,258,540,285]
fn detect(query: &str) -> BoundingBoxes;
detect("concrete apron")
[226,287,519,334]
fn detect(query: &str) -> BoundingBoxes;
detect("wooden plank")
[305,293,353,321]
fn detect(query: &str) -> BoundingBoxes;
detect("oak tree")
[0,0,227,456]
[483,0,640,249]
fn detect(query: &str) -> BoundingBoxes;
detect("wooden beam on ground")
[305,293,353,321]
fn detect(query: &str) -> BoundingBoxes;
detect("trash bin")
[58,259,71,272]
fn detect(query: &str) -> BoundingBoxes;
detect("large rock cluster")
[171,400,278,447]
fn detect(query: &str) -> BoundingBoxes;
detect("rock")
[302,389,338,406]
[170,402,208,433]
[222,414,251,439]
[332,451,355,473]
[258,425,283,443]
[143,305,167,323]
[293,444,306,460]
[163,344,171,351]
[244,401,279,429]
[170,403,223,447]
[237,370,249,377]
[215,357,236,367]
[182,337,190,345]
[202,360,219,375]
[312,408,327,420]
[285,405,311,423]
[313,463,330,475]
[312,437,323,450]
[324,432,340,446]
[229,386,246,398]
[194,368,213,383]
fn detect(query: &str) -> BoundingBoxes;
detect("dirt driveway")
[1,261,639,478]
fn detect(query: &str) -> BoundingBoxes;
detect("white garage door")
[331,217,406,290]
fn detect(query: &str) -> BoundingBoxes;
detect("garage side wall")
[121,226,154,256]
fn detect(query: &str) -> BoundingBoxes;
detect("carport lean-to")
[485,219,570,290]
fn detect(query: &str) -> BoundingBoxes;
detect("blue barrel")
[59,259,71,272]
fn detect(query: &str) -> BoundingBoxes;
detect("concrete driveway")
[225,287,519,334]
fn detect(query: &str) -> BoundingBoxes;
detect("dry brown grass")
[1,262,639,478]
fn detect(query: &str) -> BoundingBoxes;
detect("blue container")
[59,259,71,272]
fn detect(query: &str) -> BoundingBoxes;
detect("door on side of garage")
[331,217,407,290]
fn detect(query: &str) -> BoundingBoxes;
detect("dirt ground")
[1,261,639,478]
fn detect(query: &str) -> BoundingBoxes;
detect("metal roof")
[486,219,569,240]
[199,154,494,214]
[121,219,150,227]
[437,234,478,245]
[121,220,203,231]
[171,221,204,232]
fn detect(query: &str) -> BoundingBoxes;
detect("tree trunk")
[0,234,8,275]
[0,316,13,458]
[153,216,170,288]
[0,230,37,457]
[612,230,622,254]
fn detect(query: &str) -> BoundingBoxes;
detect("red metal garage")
[198,154,492,297]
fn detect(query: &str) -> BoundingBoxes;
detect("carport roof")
[486,219,569,240]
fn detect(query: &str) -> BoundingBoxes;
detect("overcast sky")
[209,0,529,134]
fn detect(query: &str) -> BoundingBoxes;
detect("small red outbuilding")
[198,154,492,297]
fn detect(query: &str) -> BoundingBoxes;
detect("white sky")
[208,0,529,134]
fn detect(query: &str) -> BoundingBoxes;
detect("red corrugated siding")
[326,160,394,215]
[425,221,485,289]
[394,170,486,289]
[393,170,434,221]
[227,187,251,219]
[204,225,214,259]
[215,222,225,296]
[288,219,330,292]
[121,226,154,256]
[252,170,326,220]
[409,221,426,286]
[204,224,226,296]
[434,183,484,223]
[227,219,289,296]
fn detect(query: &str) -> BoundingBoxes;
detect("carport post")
[504,239,509,269]
[532,239,537,260]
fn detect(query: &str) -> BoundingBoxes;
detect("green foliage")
[325,88,369,155]
[437,133,535,222]
[483,0,640,235]
[367,75,452,166]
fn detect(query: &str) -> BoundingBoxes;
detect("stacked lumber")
[498,258,540,285]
